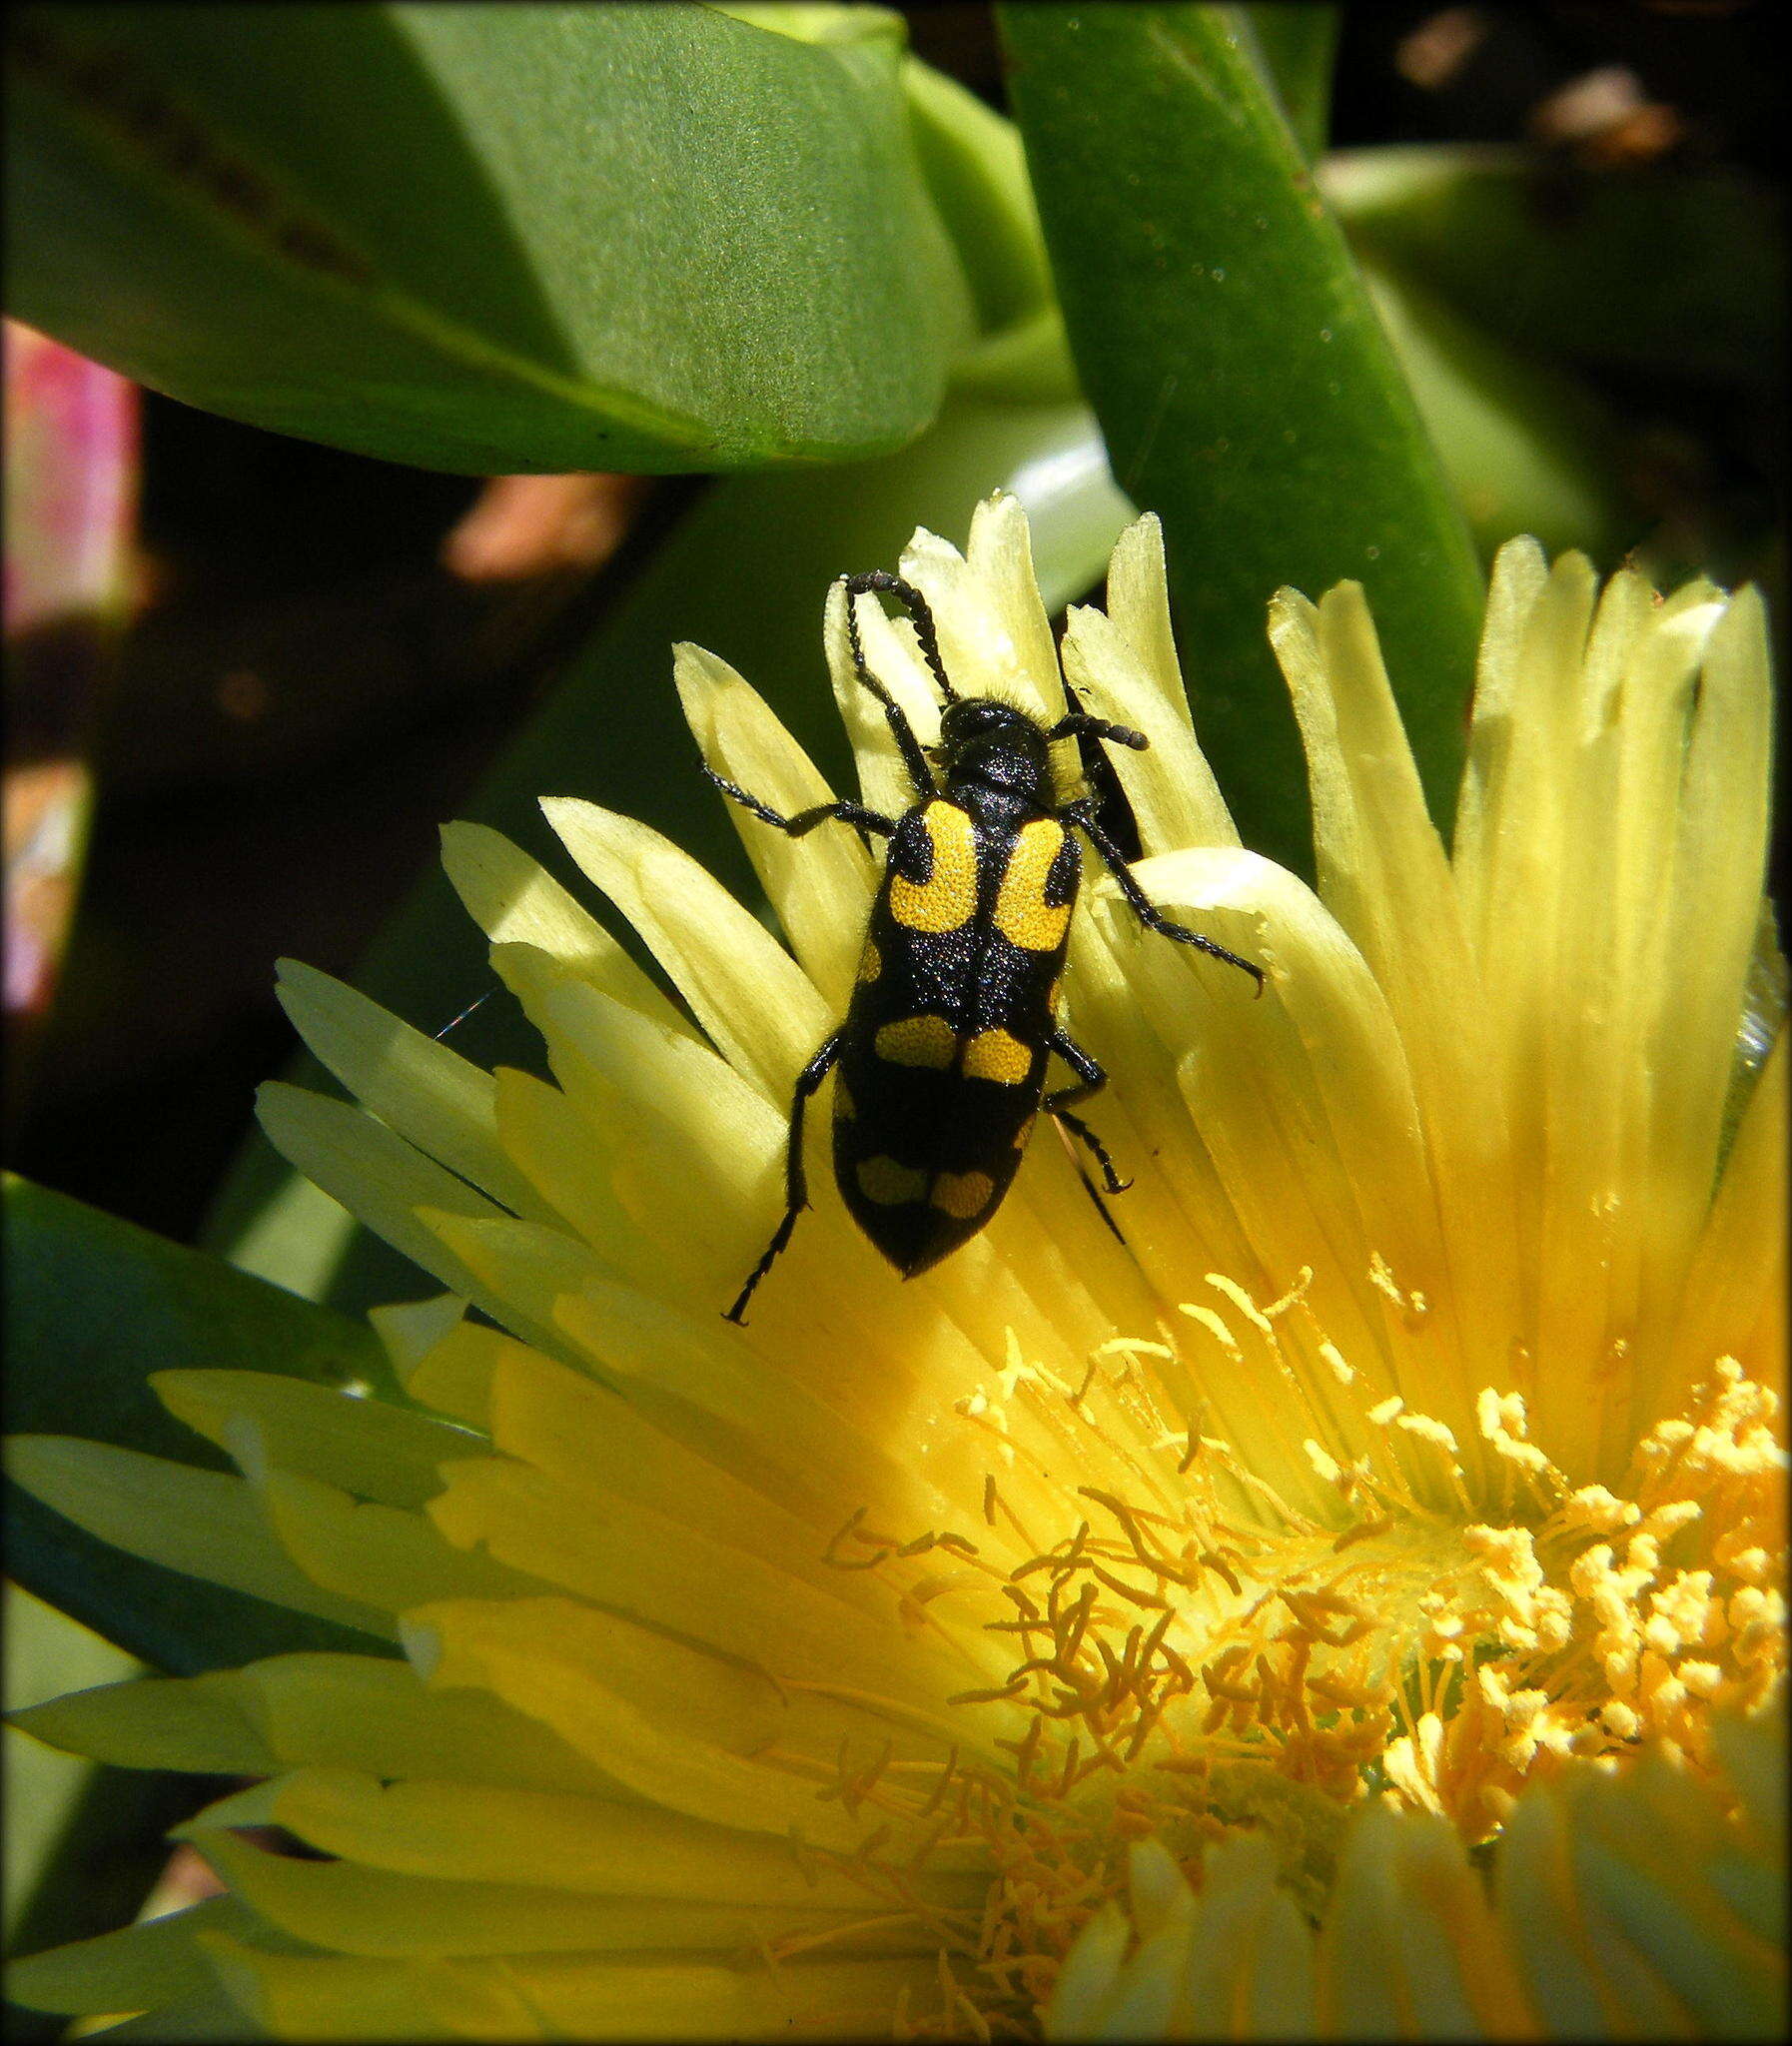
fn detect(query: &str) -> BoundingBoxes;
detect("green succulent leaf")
[4,1175,399,1672]
[1240,3,1339,161]
[1359,255,1636,564]
[1324,146,1787,391]
[4,1,969,472]
[999,3,1484,875]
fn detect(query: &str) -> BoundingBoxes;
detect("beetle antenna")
[841,570,958,704]
[838,574,939,795]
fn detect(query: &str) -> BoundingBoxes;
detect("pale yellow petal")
[189,1765,875,1908]
[402,1318,518,1432]
[1634,589,1774,1388]
[477,1332,967,1632]
[1062,599,1238,853]
[675,639,876,1008]
[487,1065,711,1300]
[1521,572,1728,1470]
[193,1930,436,2041]
[1168,1832,1319,2038]
[237,1652,619,1794]
[827,577,938,819]
[426,1456,992,1711]
[4,1438,394,1638]
[439,819,695,1040]
[275,957,555,1225]
[547,1277,968,1540]
[1664,1024,1786,1403]
[248,1461,543,1616]
[369,1293,471,1398]
[152,1369,479,1510]
[1080,510,1239,850]
[1110,847,1452,1503]
[196,1830,930,1961]
[1045,1900,1132,2040]
[4,1898,264,2017]
[540,797,832,1099]
[1495,1728,1787,2039]
[1318,1802,1535,2039]
[11,1654,613,1795]
[1103,513,1193,736]
[409,1949,935,2043]
[256,1081,510,1317]
[11,1669,274,1776]
[1271,583,1524,1459]
[1449,532,1559,951]
[959,489,1065,718]
[419,1208,621,1371]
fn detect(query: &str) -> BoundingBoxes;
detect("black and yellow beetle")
[707,569,1263,1324]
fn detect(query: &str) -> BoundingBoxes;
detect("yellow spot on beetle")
[834,1076,854,1121]
[875,1015,958,1069]
[890,802,977,934]
[856,939,881,985]
[933,1170,996,1219]
[857,1156,928,1206]
[963,1028,1032,1085]
[1013,1115,1037,1150]
[994,819,1072,951]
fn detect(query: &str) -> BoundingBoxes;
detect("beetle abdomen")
[830,793,1078,1275]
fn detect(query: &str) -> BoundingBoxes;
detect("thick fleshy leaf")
[1241,4,1338,160]
[4,1174,400,1672]
[1354,256,1634,562]
[4,2,969,472]
[4,1586,139,1971]
[999,3,1484,875]
[1324,146,1787,392]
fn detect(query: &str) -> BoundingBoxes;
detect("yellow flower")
[9,497,1784,2039]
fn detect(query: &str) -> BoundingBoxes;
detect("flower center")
[808,1284,1785,2034]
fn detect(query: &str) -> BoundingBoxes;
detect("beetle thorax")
[936,698,1056,807]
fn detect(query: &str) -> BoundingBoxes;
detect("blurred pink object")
[4,322,138,1052]
[4,321,137,638]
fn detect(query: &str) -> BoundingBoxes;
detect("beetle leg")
[703,768,895,842]
[1066,802,1266,996]
[1043,1027,1132,1196]
[724,1030,845,1326]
